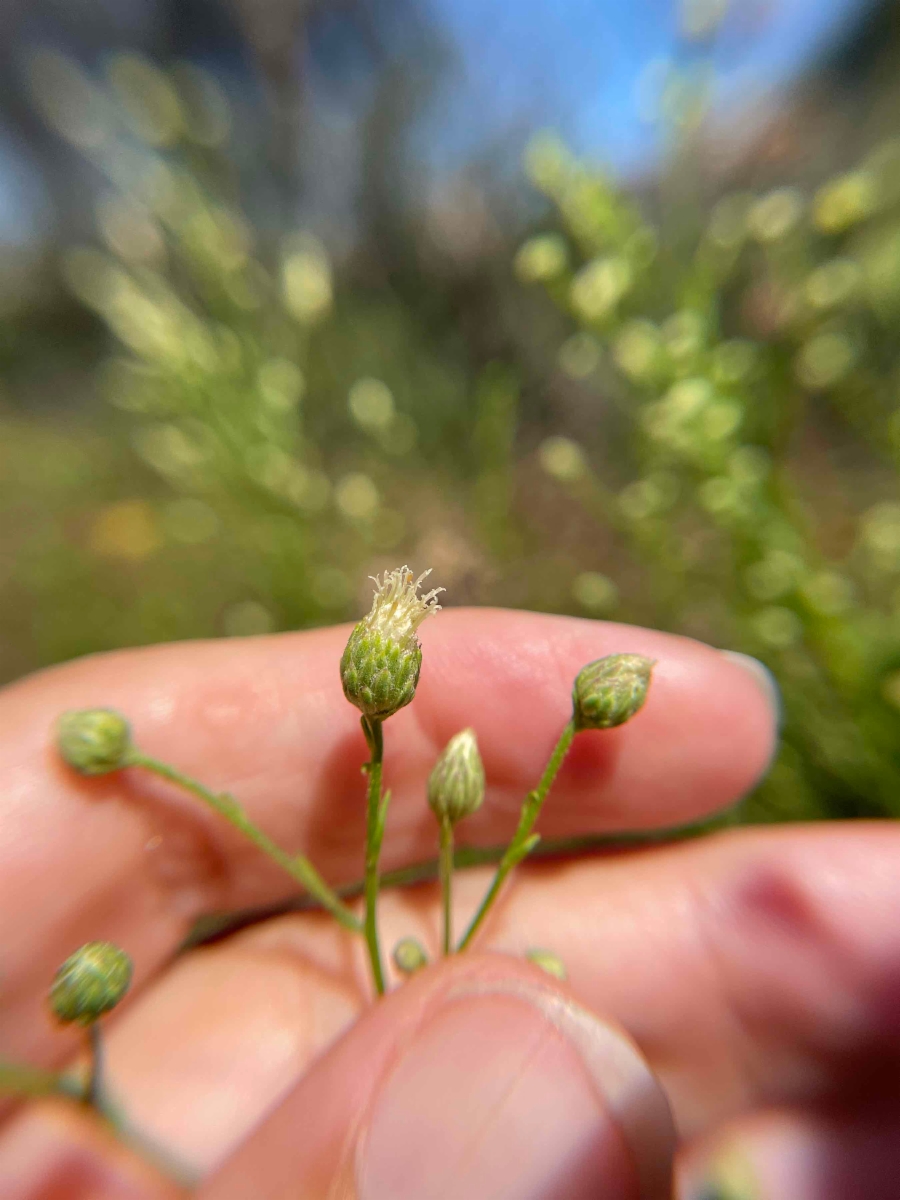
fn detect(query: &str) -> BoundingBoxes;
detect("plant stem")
[85,1023,105,1111]
[362,717,387,995]
[0,1045,194,1182]
[84,1029,201,1188]
[457,719,576,951]
[0,1059,82,1100]
[128,751,362,933]
[186,813,733,948]
[439,817,454,956]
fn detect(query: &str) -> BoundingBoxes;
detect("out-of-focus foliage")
[520,127,900,821]
[4,6,900,824]
[1,45,492,680]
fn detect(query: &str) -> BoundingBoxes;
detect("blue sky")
[425,0,876,173]
[0,0,878,244]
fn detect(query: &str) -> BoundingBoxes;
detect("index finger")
[0,609,775,1068]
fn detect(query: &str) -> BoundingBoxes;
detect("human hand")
[0,609,894,1198]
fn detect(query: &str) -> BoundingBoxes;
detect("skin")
[0,609,896,1198]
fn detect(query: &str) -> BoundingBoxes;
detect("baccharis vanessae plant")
[46,565,653,985]
[340,566,443,992]
[0,566,653,1166]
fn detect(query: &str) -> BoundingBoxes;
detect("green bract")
[341,625,422,720]
[56,709,132,775]
[572,653,654,731]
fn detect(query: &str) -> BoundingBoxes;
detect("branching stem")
[457,719,575,951]
[128,751,362,933]
[0,1039,197,1186]
[0,1059,81,1100]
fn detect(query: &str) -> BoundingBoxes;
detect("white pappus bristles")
[364,566,444,646]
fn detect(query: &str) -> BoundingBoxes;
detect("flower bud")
[49,942,133,1026]
[572,653,654,731]
[428,728,485,825]
[392,937,429,976]
[341,566,443,721]
[56,709,132,775]
[525,947,568,981]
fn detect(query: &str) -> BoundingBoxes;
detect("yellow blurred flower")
[747,188,803,243]
[538,436,588,483]
[570,256,631,320]
[88,500,162,561]
[813,172,875,234]
[282,235,333,323]
[572,572,618,613]
[514,234,568,283]
[335,473,380,519]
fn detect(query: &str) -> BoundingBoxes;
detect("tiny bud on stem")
[49,942,133,1026]
[393,937,429,975]
[525,947,568,981]
[572,653,654,731]
[428,728,485,825]
[56,709,132,775]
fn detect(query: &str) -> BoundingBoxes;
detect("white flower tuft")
[341,566,443,719]
[363,565,443,645]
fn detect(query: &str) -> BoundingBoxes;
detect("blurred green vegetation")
[4,14,900,824]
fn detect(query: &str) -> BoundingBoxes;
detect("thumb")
[199,953,675,1200]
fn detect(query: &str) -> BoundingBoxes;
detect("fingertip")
[616,637,779,824]
[418,610,779,829]
[0,1100,184,1199]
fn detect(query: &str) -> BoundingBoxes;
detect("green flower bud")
[392,937,429,976]
[572,653,654,731]
[699,1149,759,1200]
[525,947,568,981]
[56,709,132,775]
[427,728,485,825]
[341,566,443,720]
[49,942,133,1026]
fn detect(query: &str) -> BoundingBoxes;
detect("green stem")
[185,812,736,949]
[85,1027,200,1188]
[0,1046,197,1187]
[457,720,576,951]
[439,817,454,956]
[128,751,362,934]
[362,717,387,995]
[85,1023,105,1111]
[0,1059,82,1100]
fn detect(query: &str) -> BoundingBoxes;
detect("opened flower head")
[363,566,444,646]
[341,566,443,720]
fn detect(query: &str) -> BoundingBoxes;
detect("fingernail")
[356,980,674,1200]
[720,652,781,726]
